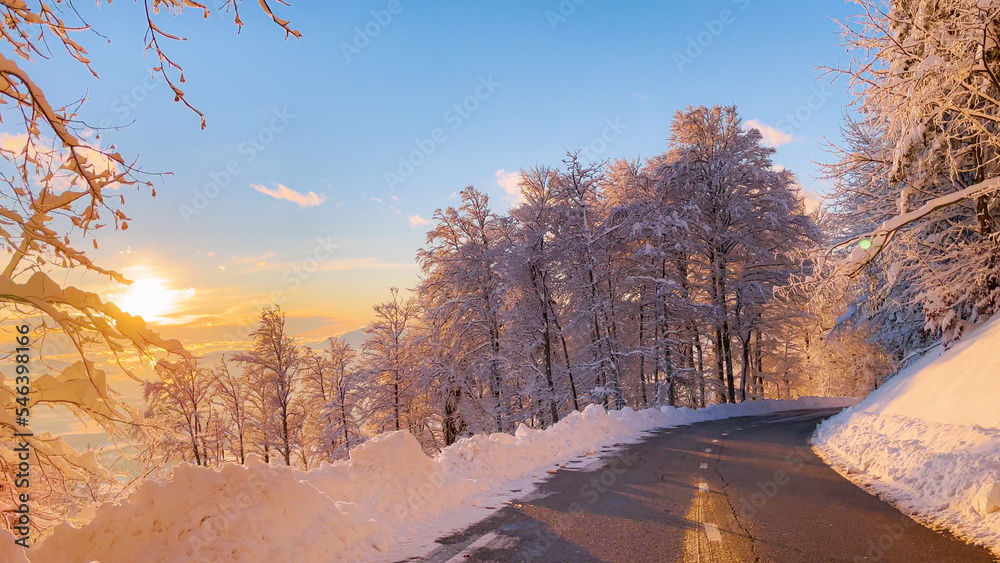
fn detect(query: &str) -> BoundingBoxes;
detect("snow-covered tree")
[653,105,816,402]
[362,288,417,434]
[233,306,302,466]
[211,357,251,464]
[505,166,580,424]
[417,188,512,432]
[409,305,469,446]
[613,155,706,407]
[552,154,627,409]
[143,360,216,467]
[301,338,364,461]
[830,0,1000,341]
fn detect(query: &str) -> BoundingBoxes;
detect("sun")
[115,277,189,322]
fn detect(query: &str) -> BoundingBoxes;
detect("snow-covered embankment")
[17,397,852,562]
[813,317,1000,556]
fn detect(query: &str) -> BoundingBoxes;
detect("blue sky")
[23,0,859,345]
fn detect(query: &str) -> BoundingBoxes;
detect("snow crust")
[814,316,1000,556]
[32,397,853,562]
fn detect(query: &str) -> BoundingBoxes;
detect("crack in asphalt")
[714,427,762,563]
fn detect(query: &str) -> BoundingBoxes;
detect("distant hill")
[336,328,368,350]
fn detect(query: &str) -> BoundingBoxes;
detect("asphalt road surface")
[413,409,997,562]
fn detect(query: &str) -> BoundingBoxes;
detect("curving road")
[413,409,996,562]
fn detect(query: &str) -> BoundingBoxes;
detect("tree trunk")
[638,297,648,408]
[716,256,736,404]
[695,332,705,408]
[393,374,401,431]
[483,291,505,432]
[710,249,727,404]
[281,408,291,465]
[664,337,675,407]
[723,321,736,403]
[754,328,764,398]
[540,291,559,425]
[190,416,202,466]
[660,259,675,407]
[444,384,465,445]
[549,302,579,412]
[715,327,726,403]
[341,389,350,452]
[739,333,751,402]
[978,194,999,295]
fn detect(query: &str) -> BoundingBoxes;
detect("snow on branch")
[827,177,1000,276]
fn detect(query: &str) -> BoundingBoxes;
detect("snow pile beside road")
[34,396,854,562]
[814,316,1000,556]
[34,455,382,562]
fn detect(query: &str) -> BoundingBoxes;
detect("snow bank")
[0,530,29,562]
[34,456,381,562]
[814,316,1000,556]
[33,396,853,562]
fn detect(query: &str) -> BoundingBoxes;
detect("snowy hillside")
[813,317,1000,556]
[13,398,850,562]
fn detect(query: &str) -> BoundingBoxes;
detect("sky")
[18,0,860,353]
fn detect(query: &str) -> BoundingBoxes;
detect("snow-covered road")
[413,409,995,562]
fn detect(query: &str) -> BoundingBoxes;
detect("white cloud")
[496,169,523,205]
[250,183,326,208]
[801,188,823,213]
[231,251,276,265]
[0,132,28,154]
[783,174,824,213]
[408,214,429,228]
[774,163,822,212]
[234,256,415,274]
[745,119,797,147]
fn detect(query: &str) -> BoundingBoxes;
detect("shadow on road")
[412,409,997,562]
